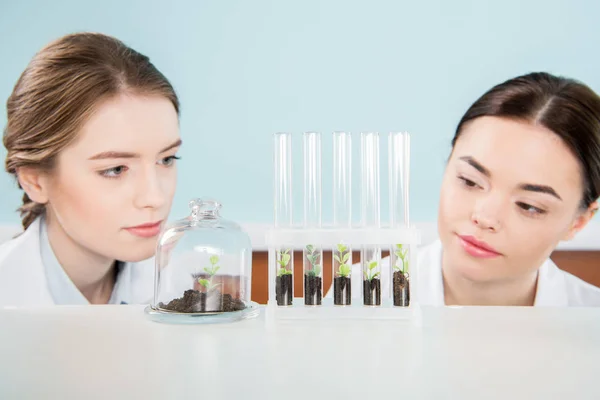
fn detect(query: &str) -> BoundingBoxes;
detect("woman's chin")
[112,244,156,264]
[446,248,504,283]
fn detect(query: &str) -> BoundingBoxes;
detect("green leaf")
[371,272,381,280]
[212,266,220,275]
[306,244,314,254]
[339,264,351,277]
[198,279,210,288]
[337,243,347,253]
[342,253,350,263]
[333,254,341,263]
[210,255,219,265]
[282,253,291,266]
[277,260,285,267]
[369,261,378,270]
[314,265,321,276]
[203,267,211,274]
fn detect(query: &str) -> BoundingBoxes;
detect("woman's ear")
[562,201,598,241]
[16,167,49,205]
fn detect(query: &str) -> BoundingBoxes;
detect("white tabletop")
[1,305,599,400]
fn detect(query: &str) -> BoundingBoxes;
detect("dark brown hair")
[453,72,600,210]
[3,32,180,229]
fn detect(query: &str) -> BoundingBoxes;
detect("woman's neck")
[44,212,117,304]
[442,257,539,306]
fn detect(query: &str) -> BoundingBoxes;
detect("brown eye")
[458,176,478,188]
[516,202,546,215]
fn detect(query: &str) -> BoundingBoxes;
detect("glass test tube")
[389,132,411,306]
[332,132,352,306]
[303,132,323,305]
[274,132,293,306]
[361,132,381,306]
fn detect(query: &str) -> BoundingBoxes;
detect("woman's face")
[438,116,594,283]
[41,93,180,262]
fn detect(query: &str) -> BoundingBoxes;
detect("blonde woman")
[0,33,181,306]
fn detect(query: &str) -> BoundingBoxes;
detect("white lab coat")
[330,240,600,306]
[0,218,154,307]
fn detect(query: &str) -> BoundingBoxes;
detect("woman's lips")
[457,234,502,258]
[124,221,162,238]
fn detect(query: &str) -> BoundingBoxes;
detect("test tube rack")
[266,132,421,321]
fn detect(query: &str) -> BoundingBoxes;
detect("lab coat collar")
[0,218,54,306]
[39,215,134,305]
[533,259,569,306]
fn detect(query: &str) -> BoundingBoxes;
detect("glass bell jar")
[145,197,259,323]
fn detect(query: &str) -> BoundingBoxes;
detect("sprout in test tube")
[276,249,293,277]
[334,243,351,277]
[363,258,381,306]
[393,244,408,274]
[333,243,352,305]
[305,245,322,277]
[364,260,381,281]
[276,248,293,306]
[304,244,322,305]
[393,244,410,307]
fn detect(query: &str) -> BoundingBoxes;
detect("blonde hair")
[3,32,179,230]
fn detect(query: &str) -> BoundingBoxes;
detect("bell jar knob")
[189,197,222,219]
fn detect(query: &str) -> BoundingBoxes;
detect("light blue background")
[1,0,599,226]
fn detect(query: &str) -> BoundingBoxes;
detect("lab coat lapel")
[533,259,569,306]
[0,218,54,306]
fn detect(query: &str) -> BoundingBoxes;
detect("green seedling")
[198,254,221,292]
[363,259,380,281]
[333,243,351,278]
[305,244,321,277]
[393,244,409,275]
[276,248,292,277]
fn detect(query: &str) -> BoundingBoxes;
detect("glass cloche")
[145,197,259,323]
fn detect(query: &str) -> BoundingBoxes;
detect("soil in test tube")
[334,276,351,305]
[304,274,322,305]
[276,274,293,306]
[393,271,410,306]
[363,278,381,305]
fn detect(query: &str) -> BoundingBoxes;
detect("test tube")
[332,132,352,306]
[389,132,411,306]
[274,132,293,306]
[303,132,323,306]
[361,132,382,306]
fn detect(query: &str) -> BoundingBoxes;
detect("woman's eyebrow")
[88,139,182,160]
[459,155,562,201]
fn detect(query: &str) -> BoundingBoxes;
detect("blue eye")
[159,155,180,166]
[100,165,128,178]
